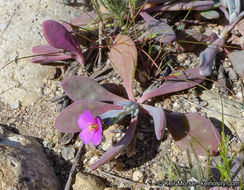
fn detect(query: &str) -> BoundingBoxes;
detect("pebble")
[185,60,191,65]
[173,101,180,109]
[236,91,243,100]
[190,107,198,113]
[61,146,76,161]
[115,132,122,139]
[88,156,99,165]
[133,170,143,181]
[72,172,106,190]
[177,53,187,62]
[9,100,20,110]
[101,141,112,151]
[103,124,119,140]
[199,100,208,107]
[242,112,244,118]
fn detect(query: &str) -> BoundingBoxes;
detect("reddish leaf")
[31,54,72,64]
[31,44,73,64]
[32,45,61,54]
[166,112,221,156]
[62,76,126,102]
[109,35,137,101]
[138,68,204,103]
[141,104,166,140]
[55,100,123,133]
[140,12,176,43]
[42,20,78,51]
[90,116,138,170]
[199,37,225,76]
[144,1,215,12]
[227,50,244,78]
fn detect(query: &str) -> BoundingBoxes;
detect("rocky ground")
[0,1,243,190]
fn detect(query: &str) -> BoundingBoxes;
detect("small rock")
[177,53,187,62]
[72,172,106,190]
[236,91,243,100]
[101,141,112,151]
[190,107,198,113]
[200,101,208,107]
[173,101,180,109]
[61,146,76,161]
[88,156,99,165]
[103,124,119,141]
[185,59,191,65]
[115,132,122,139]
[132,170,143,181]
[9,100,20,110]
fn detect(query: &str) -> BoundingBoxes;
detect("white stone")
[9,100,20,110]
[88,156,99,165]
[101,141,112,151]
[190,107,198,113]
[132,170,143,181]
[236,91,243,100]
[173,101,180,109]
[61,146,76,161]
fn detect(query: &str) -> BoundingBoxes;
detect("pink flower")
[78,110,103,146]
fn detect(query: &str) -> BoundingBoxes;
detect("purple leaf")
[138,67,204,103]
[90,116,138,170]
[140,0,169,4]
[32,45,61,55]
[42,20,78,51]
[55,100,123,133]
[227,50,244,78]
[109,34,137,101]
[62,76,126,102]
[70,11,98,26]
[42,20,85,65]
[141,104,166,140]
[199,37,225,76]
[31,44,73,64]
[143,1,215,12]
[219,6,230,23]
[140,12,176,43]
[31,54,73,64]
[166,112,221,156]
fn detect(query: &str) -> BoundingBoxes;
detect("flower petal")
[92,132,102,146]
[91,118,103,146]
[79,129,95,145]
[77,110,96,130]
[96,117,103,134]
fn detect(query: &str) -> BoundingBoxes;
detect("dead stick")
[64,142,84,190]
